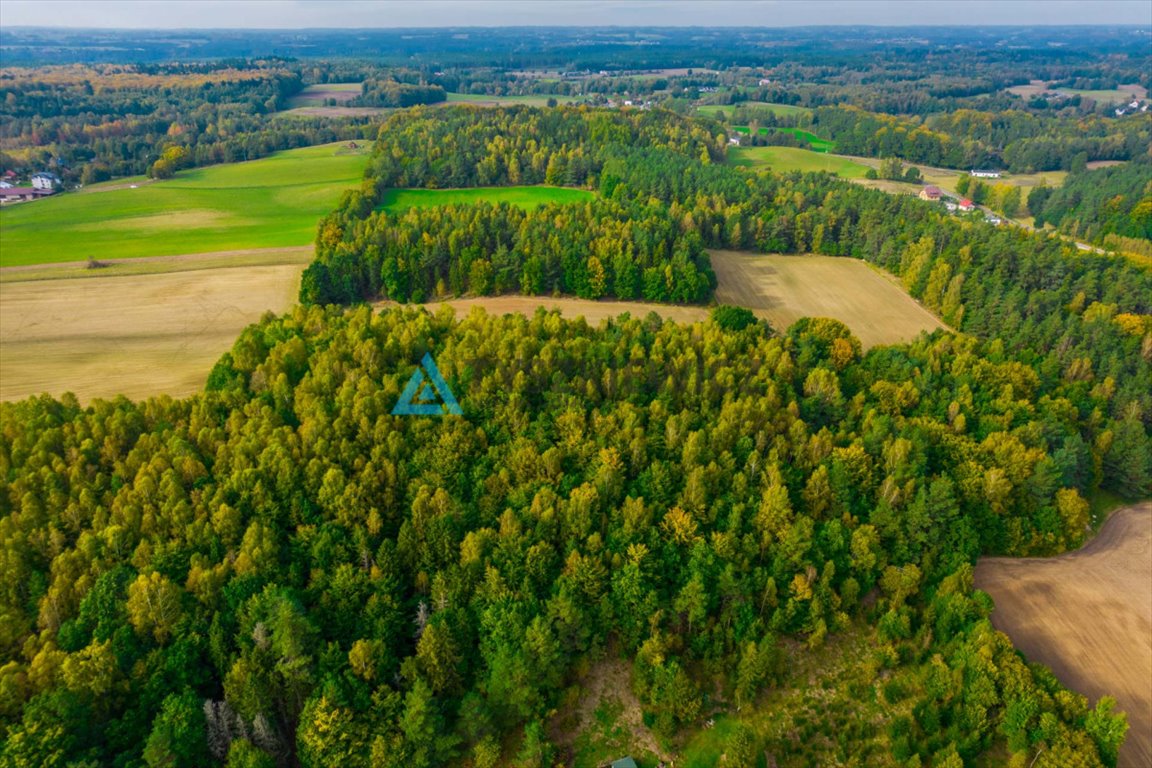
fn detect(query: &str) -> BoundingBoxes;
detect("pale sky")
[1,0,1150,28]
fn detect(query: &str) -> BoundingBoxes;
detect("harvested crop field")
[0,264,303,402]
[709,251,947,347]
[378,295,710,326]
[286,82,362,108]
[975,503,1152,768]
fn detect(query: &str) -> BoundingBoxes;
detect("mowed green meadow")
[730,146,871,178]
[0,142,370,267]
[378,185,595,212]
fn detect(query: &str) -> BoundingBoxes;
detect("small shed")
[611,759,639,768]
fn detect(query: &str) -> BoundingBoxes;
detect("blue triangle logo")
[392,353,463,416]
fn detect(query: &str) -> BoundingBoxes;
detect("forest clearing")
[709,251,948,348]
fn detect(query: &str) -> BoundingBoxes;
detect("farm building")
[919,185,942,201]
[970,169,1001,178]
[958,198,975,211]
[0,187,51,203]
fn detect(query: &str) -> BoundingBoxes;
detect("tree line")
[807,105,1151,172]
[0,63,376,183]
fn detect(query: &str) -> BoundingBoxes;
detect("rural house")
[958,198,975,211]
[31,172,61,191]
[919,185,942,201]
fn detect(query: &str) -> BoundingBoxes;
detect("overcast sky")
[2,0,1150,28]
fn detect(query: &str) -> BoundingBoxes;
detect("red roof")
[959,199,973,206]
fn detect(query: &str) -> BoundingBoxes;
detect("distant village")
[0,170,62,204]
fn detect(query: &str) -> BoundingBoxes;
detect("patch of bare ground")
[975,502,1152,768]
[551,655,670,764]
[1087,160,1128,170]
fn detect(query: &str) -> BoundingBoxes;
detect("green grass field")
[0,142,370,267]
[378,186,595,212]
[729,146,870,178]
[698,102,812,119]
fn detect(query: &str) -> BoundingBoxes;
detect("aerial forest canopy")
[0,304,1143,767]
[1,102,1150,768]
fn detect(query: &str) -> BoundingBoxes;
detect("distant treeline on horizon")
[2,25,1150,66]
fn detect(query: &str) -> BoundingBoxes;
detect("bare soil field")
[975,502,1152,768]
[709,251,947,348]
[379,295,710,325]
[0,264,304,402]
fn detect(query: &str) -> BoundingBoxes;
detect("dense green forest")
[1029,155,1152,245]
[0,63,375,182]
[0,304,1140,767]
[803,105,1151,172]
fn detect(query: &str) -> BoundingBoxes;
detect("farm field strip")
[975,503,1152,768]
[287,82,363,108]
[0,246,313,283]
[378,185,596,212]
[698,101,812,118]
[444,93,588,106]
[378,295,710,326]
